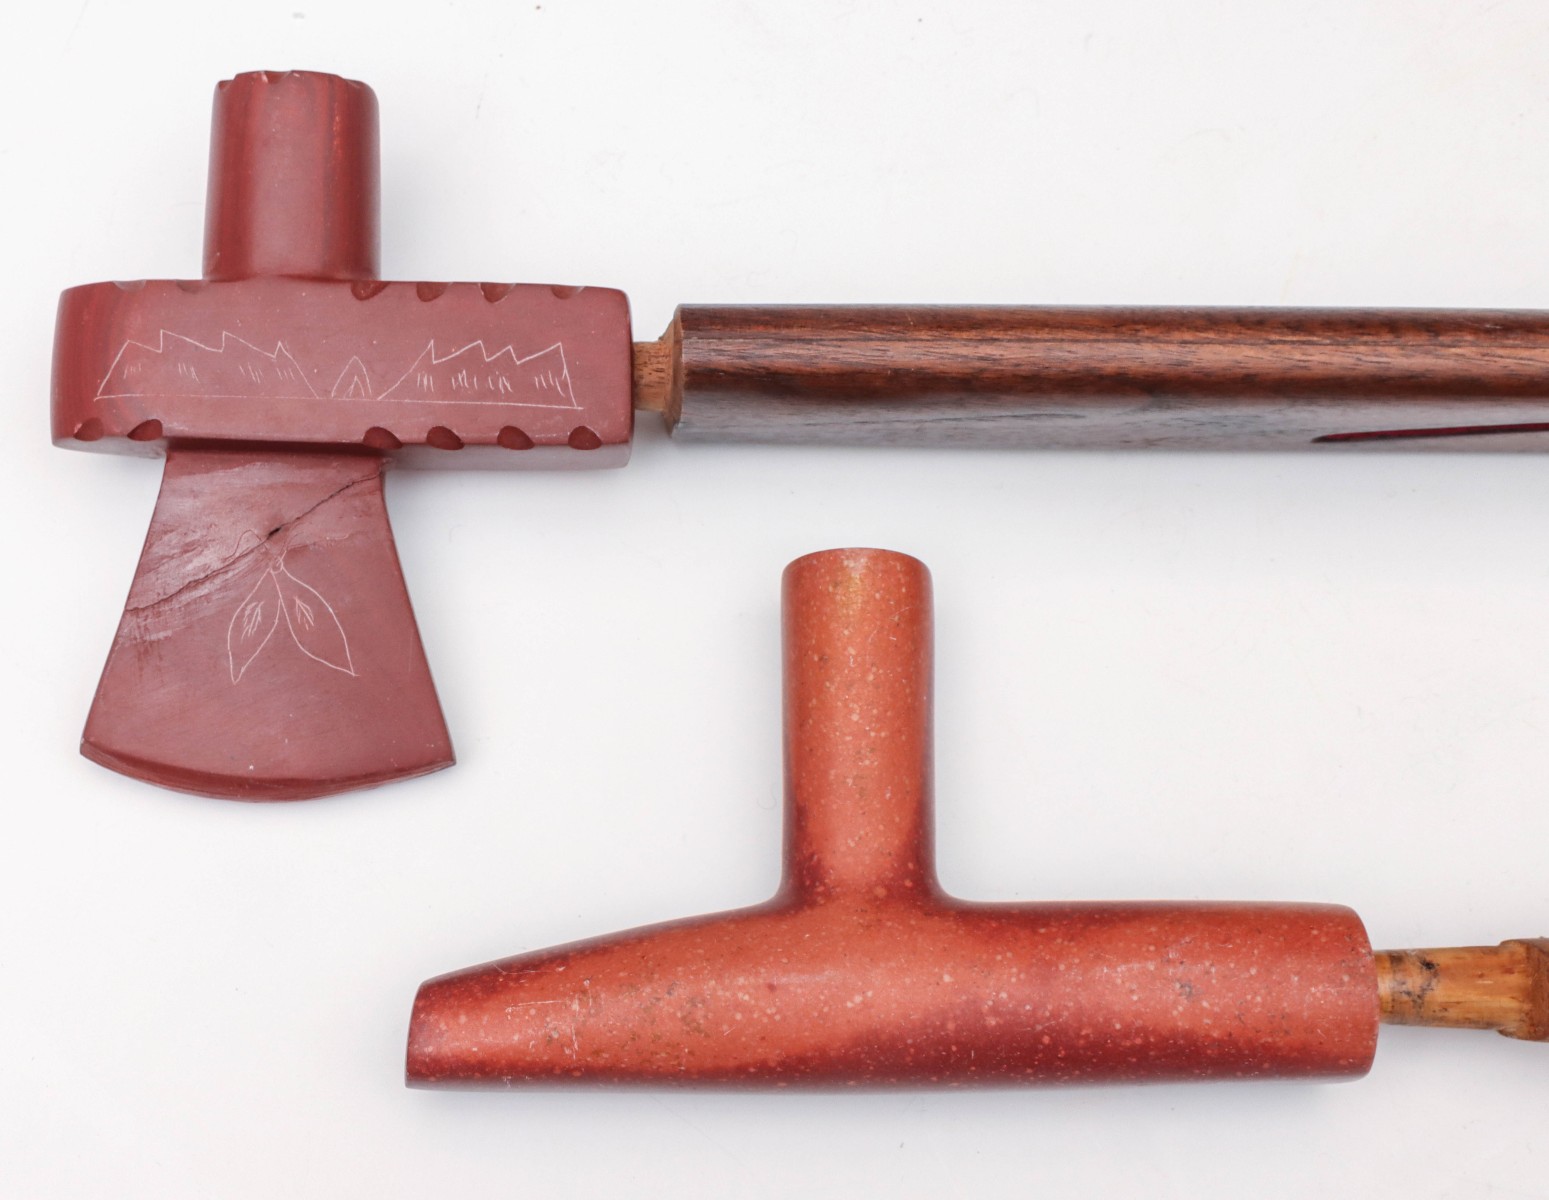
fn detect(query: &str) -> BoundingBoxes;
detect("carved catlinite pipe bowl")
[406,550,1378,1088]
[53,71,631,800]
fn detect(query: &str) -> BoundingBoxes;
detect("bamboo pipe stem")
[1376,939,1549,1041]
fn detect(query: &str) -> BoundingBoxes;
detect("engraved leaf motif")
[274,565,355,676]
[228,571,283,683]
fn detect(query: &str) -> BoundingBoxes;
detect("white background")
[4,2,1547,1196]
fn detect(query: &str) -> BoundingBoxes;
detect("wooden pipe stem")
[1375,939,1549,1041]
[632,334,675,414]
[634,305,1549,450]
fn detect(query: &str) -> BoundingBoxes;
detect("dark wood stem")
[635,306,1549,450]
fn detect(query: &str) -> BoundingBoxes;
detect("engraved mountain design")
[377,341,578,407]
[330,356,373,399]
[96,331,318,400]
[94,330,583,409]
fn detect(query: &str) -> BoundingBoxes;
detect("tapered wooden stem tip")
[1376,939,1549,1042]
[632,334,677,415]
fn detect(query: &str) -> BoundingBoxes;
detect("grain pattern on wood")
[1376,939,1549,1041]
[631,333,676,414]
[649,306,1549,450]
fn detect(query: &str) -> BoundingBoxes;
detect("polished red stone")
[53,72,632,465]
[54,71,633,799]
[407,550,1377,1087]
[82,448,449,800]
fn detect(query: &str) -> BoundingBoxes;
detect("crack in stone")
[126,473,379,616]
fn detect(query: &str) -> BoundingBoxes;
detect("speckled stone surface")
[407,549,1378,1087]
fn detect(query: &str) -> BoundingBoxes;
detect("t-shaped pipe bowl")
[406,549,1381,1087]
